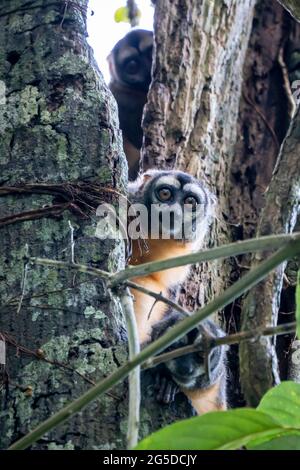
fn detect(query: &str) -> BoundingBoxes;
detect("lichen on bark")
[0,0,128,449]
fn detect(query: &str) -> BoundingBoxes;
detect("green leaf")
[257,381,300,428]
[114,6,130,24]
[296,271,300,339]
[248,432,300,450]
[135,409,284,450]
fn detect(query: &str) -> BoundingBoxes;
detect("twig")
[144,322,297,369]
[0,202,74,228]
[60,0,70,28]
[243,91,280,152]
[127,0,139,27]
[125,281,188,316]
[8,237,300,450]
[1,331,95,387]
[120,288,140,449]
[277,1,300,22]
[16,248,29,315]
[29,235,298,291]
[278,46,297,119]
[68,220,75,263]
[0,182,127,229]
[112,233,297,285]
[29,257,111,281]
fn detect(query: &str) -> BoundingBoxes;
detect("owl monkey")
[151,312,227,414]
[128,170,227,413]
[108,29,153,180]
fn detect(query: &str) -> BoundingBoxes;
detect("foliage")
[114,6,141,24]
[114,6,130,23]
[135,382,300,450]
[296,270,300,339]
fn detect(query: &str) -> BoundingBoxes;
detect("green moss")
[47,441,75,450]
[83,306,106,320]
[96,165,113,184]
[49,53,89,76]
[8,13,34,33]
[40,104,67,125]
[57,134,68,161]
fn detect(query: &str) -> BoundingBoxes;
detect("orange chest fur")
[129,239,193,343]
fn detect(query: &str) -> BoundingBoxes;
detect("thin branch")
[0,202,73,228]
[29,234,297,288]
[144,322,297,369]
[277,1,300,21]
[125,281,188,315]
[127,0,139,27]
[120,288,141,449]
[243,91,280,151]
[68,221,75,263]
[111,233,297,285]
[16,256,29,315]
[8,237,300,450]
[278,46,297,119]
[1,331,96,387]
[29,257,111,280]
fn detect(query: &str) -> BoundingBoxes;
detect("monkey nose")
[175,360,195,378]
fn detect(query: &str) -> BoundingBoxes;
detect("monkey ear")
[107,53,115,77]
[140,171,153,183]
[134,170,154,189]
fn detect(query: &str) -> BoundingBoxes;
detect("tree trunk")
[143,0,300,408]
[141,0,256,409]
[231,0,300,406]
[0,0,129,450]
[1,0,299,450]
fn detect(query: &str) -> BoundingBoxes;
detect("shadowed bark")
[240,104,300,406]
[278,0,300,21]
[228,0,300,406]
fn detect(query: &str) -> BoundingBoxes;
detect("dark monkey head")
[151,312,227,390]
[108,29,153,91]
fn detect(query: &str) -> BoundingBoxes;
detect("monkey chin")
[171,375,197,389]
[169,369,208,390]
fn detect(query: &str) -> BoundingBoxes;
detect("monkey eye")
[157,187,173,202]
[124,59,139,75]
[184,195,199,208]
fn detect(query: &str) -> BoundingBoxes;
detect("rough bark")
[239,104,300,406]
[0,0,129,450]
[0,0,204,449]
[230,1,291,240]
[226,0,300,406]
[142,0,300,410]
[142,0,256,315]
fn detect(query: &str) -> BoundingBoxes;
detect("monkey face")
[135,170,213,242]
[165,338,223,390]
[151,313,226,391]
[108,29,153,91]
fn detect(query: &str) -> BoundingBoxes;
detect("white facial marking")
[118,47,137,63]
[183,183,206,202]
[154,176,181,189]
[139,36,153,52]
